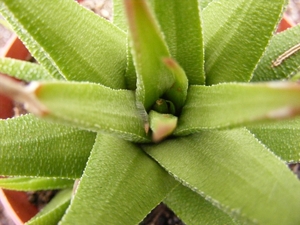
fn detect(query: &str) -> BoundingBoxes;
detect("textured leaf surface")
[60,133,178,225]
[203,0,286,84]
[164,184,237,225]
[175,83,300,135]
[149,0,205,85]
[252,24,300,82]
[248,117,300,162]
[0,114,95,178]
[0,57,53,81]
[144,129,300,224]
[0,0,127,88]
[0,177,73,191]
[124,0,175,110]
[34,81,149,142]
[26,189,72,225]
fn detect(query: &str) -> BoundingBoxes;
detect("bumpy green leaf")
[144,129,300,224]
[0,0,127,88]
[247,117,300,162]
[175,83,300,136]
[203,0,286,84]
[31,81,149,143]
[26,189,72,225]
[252,24,300,82]
[60,133,178,225]
[0,114,95,178]
[0,57,53,81]
[124,0,175,110]
[113,0,127,31]
[0,177,74,191]
[164,184,237,225]
[149,0,205,85]
[199,0,214,10]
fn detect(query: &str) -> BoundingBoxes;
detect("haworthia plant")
[1,0,300,224]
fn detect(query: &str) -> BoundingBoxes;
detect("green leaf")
[124,0,175,110]
[31,81,149,143]
[0,114,95,178]
[247,117,300,162]
[0,57,54,81]
[26,189,72,225]
[164,184,237,225]
[149,0,205,85]
[0,177,74,191]
[252,24,300,82]
[60,133,178,225]
[143,129,300,224]
[203,0,286,84]
[113,0,127,32]
[175,83,300,136]
[199,0,214,10]
[0,0,127,88]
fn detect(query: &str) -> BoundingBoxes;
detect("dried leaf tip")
[0,75,48,116]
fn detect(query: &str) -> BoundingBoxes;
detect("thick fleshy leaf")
[0,114,95,178]
[164,184,237,225]
[0,0,127,88]
[199,0,214,10]
[0,177,74,191]
[113,0,127,32]
[252,24,300,82]
[143,129,300,224]
[0,57,53,81]
[149,0,205,85]
[247,117,300,162]
[0,80,149,142]
[175,83,300,136]
[26,189,72,225]
[124,0,175,110]
[60,133,178,225]
[203,0,286,84]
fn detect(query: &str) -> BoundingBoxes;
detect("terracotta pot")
[0,34,37,224]
[0,34,30,119]
[277,14,296,33]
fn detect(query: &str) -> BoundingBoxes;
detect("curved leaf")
[0,114,95,178]
[26,189,72,225]
[203,0,286,84]
[247,117,300,162]
[60,133,178,225]
[164,184,237,225]
[149,0,205,85]
[0,57,54,81]
[252,24,300,82]
[31,81,149,143]
[143,129,300,224]
[124,0,175,110]
[175,83,300,136]
[0,0,127,88]
[0,177,74,191]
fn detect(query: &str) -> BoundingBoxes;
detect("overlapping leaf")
[60,133,178,225]
[0,0,127,88]
[175,83,300,135]
[0,114,95,178]
[144,129,300,224]
[203,0,286,84]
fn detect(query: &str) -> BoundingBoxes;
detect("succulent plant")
[1,0,300,224]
